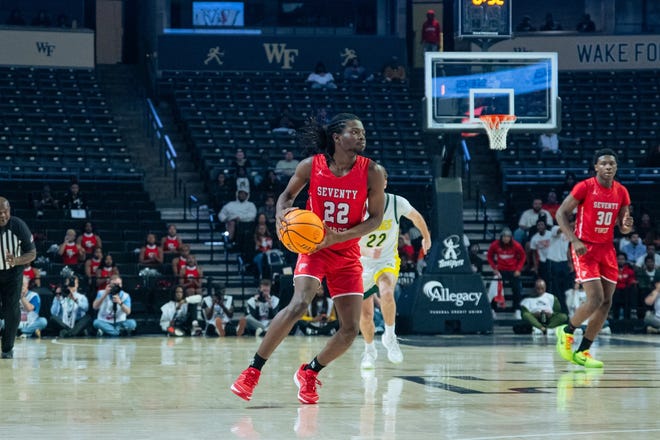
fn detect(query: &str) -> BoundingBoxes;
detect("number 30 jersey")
[359,193,413,260]
[571,177,630,244]
[307,153,369,251]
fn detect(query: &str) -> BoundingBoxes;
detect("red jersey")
[80,233,98,254]
[421,19,441,44]
[89,258,101,275]
[183,266,200,286]
[144,244,160,261]
[163,236,180,252]
[177,256,187,272]
[23,266,36,280]
[487,240,526,272]
[98,266,114,289]
[62,243,80,265]
[572,177,630,244]
[307,154,369,251]
[616,264,636,289]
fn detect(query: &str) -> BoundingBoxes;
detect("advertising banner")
[0,27,94,68]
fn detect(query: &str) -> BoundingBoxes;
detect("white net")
[479,115,517,151]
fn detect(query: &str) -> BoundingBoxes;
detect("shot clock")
[456,0,512,38]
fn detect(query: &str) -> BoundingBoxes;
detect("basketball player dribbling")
[231,113,386,404]
[358,175,431,370]
[555,148,633,368]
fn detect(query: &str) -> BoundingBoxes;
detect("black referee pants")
[0,267,23,353]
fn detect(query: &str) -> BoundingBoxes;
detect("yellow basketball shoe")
[555,326,575,363]
[573,350,604,368]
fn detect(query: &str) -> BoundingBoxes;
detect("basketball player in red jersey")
[555,149,634,368]
[231,113,386,404]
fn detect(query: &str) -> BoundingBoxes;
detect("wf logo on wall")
[263,43,299,70]
[36,42,55,56]
[437,235,464,269]
[423,281,482,307]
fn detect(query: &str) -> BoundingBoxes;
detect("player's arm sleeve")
[570,180,587,202]
[17,219,36,254]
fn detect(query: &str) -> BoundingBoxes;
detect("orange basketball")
[279,209,325,254]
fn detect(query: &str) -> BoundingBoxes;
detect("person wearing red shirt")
[22,263,40,288]
[161,224,183,254]
[180,254,203,294]
[487,228,526,317]
[58,229,85,267]
[85,247,103,290]
[96,254,119,290]
[231,113,386,405]
[172,244,191,277]
[139,233,163,268]
[420,9,441,52]
[77,222,102,258]
[612,252,637,320]
[555,148,633,368]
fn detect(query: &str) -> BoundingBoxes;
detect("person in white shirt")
[546,223,573,313]
[160,285,194,336]
[566,282,612,335]
[518,279,567,335]
[643,281,660,333]
[92,275,137,336]
[635,244,660,268]
[529,219,551,282]
[538,132,560,153]
[16,276,47,338]
[203,284,247,337]
[49,275,91,337]
[306,62,337,89]
[245,279,279,336]
[275,150,299,178]
[218,189,257,243]
[514,198,553,246]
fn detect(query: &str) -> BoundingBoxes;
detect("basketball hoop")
[479,114,517,151]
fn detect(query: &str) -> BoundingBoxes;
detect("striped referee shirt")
[0,216,35,271]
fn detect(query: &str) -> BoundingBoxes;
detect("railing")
[461,139,472,199]
[145,98,178,197]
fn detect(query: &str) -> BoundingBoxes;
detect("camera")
[109,284,121,296]
[63,276,76,288]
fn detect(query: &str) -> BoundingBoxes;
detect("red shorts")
[571,241,618,284]
[294,245,363,298]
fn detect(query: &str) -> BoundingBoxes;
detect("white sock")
[384,325,395,338]
[365,341,376,353]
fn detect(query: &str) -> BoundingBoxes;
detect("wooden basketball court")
[2,332,660,439]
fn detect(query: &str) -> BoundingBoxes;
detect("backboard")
[424,52,558,132]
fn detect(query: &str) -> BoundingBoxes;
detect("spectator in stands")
[635,255,660,320]
[257,194,277,237]
[315,107,330,125]
[566,282,611,335]
[637,213,658,246]
[636,244,660,268]
[343,57,369,83]
[644,281,660,333]
[32,184,58,218]
[530,219,551,282]
[253,224,273,280]
[258,170,283,198]
[16,277,47,338]
[211,171,235,213]
[487,228,526,319]
[271,107,299,135]
[540,13,562,31]
[576,14,596,32]
[23,261,41,288]
[420,9,441,52]
[469,243,484,274]
[515,15,536,32]
[218,188,257,243]
[295,288,338,336]
[546,218,574,313]
[398,233,416,272]
[85,246,103,291]
[514,198,553,245]
[31,10,52,27]
[516,279,568,335]
[611,252,637,320]
[542,190,560,221]
[93,275,137,336]
[235,166,252,195]
[306,62,337,90]
[49,275,91,338]
[161,224,183,254]
[559,172,576,199]
[172,244,191,278]
[61,182,85,209]
[382,56,407,84]
[96,253,119,290]
[160,285,194,336]
[231,148,252,178]
[180,255,203,295]
[77,222,102,258]
[245,279,279,336]
[202,284,247,337]
[538,132,560,154]
[275,150,299,179]
[622,232,647,264]
[58,229,85,269]
[139,233,164,269]
[6,8,26,25]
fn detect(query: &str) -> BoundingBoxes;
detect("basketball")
[279,209,325,254]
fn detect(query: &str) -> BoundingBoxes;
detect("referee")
[0,197,36,359]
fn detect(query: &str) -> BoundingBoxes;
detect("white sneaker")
[361,350,377,370]
[600,326,612,335]
[532,327,543,336]
[573,327,584,336]
[382,334,403,364]
[513,310,522,320]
